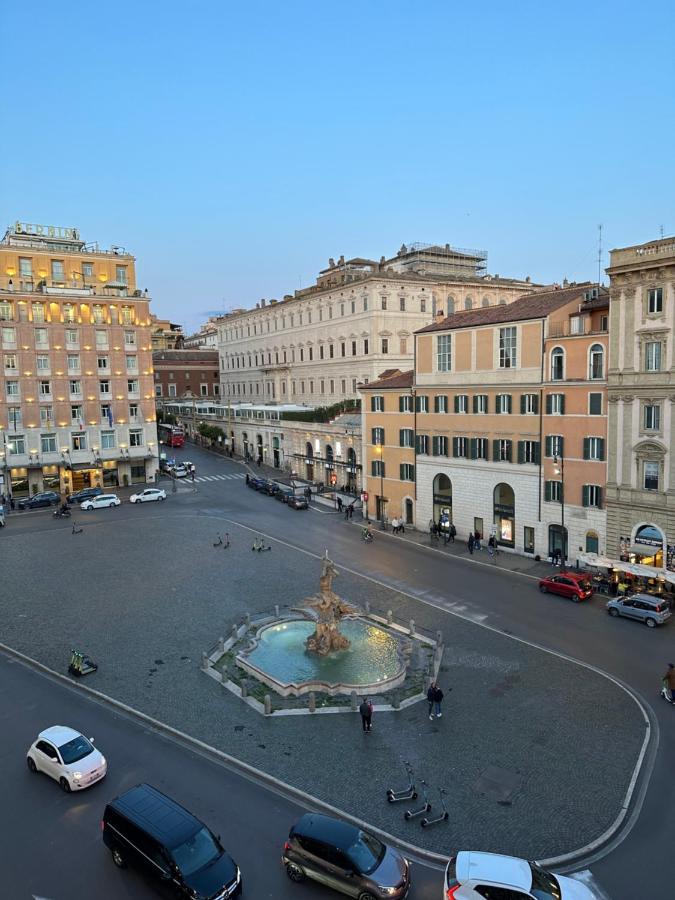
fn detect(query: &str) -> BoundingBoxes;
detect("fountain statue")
[304,556,356,655]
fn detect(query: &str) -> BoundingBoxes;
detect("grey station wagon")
[607,593,672,628]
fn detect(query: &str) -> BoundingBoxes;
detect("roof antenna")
[597,224,603,287]
[660,224,665,239]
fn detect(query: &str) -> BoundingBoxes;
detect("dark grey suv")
[282,813,410,899]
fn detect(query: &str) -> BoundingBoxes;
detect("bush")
[280,400,360,423]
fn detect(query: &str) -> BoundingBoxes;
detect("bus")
[158,423,185,448]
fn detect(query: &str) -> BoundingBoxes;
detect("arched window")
[305,441,313,458]
[498,297,507,306]
[589,344,604,380]
[481,296,490,308]
[432,474,452,525]
[551,347,564,381]
[585,530,599,553]
[493,482,515,546]
[464,296,473,310]
[446,295,455,315]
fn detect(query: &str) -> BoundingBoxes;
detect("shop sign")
[494,503,515,516]
[433,494,452,505]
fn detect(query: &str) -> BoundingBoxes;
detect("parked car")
[81,493,121,510]
[0,505,5,527]
[173,464,188,478]
[68,487,104,505]
[26,725,107,792]
[102,783,242,898]
[247,476,267,490]
[17,491,60,510]
[262,480,280,496]
[130,488,167,503]
[607,593,671,628]
[276,487,294,503]
[282,813,410,899]
[444,850,596,899]
[287,495,309,510]
[538,572,593,602]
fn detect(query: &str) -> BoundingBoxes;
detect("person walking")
[348,503,354,519]
[359,697,373,732]
[398,518,405,535]
[474,530,482,551]
[488,534,495,556]
[468,532,475,554]
[433,684,445,718]
[427,682,437,720]
[337,496,343,513]
[391,516,399,535]
[448,523,456,544]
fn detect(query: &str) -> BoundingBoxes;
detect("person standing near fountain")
[359,697,373,732]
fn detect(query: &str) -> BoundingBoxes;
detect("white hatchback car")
[81,493,121,510]
[26,725,107,792]
[444,851,596,899]
[130,488,167,503]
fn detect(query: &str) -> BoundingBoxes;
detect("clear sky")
[3,1,673,332]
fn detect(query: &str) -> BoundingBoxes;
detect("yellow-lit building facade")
[0,222,158,497]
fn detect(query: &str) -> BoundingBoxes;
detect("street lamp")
[375,443,385,529]
[553,453,566,570]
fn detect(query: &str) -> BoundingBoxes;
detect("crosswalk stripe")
[192,472,247,483]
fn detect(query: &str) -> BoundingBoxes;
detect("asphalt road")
[0,651,442,899]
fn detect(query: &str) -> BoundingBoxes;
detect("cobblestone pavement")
[1,506,645,860]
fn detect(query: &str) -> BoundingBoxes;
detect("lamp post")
[375,443,385,529]
[554,453,566,570]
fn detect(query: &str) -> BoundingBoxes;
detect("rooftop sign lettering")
[14,222,80,240]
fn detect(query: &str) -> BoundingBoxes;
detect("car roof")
[106,783,201,848]
[291,813,360,850]
[630,593,663,605]
[455,851,532,889]
[38,725,81,745]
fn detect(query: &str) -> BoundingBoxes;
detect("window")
[372,427,385,445]
[499,326,517,368]
[420,297,426,313]
[168,384,177,397]
[645,341,662,371]
[99,380,110,395]
[518,440,540,464]
[644,404,661,431]
[647,287,663,314]
[6,380,19,397]
[127,379,139,394]
[473,394,488,414]
[309,347,314,361]
[399,428,414,447]
[124,330,136,347]
[470,437,489,460]
[570,315,584,335]
[67,354,80,373]
[352,341,357,356]
[129,403,139,420]
[583,437,605,460]
[399,395,413,413]
[381,297,387,310]
[92,305,106,324]
[341,342,346,357]
[546,393,565,414]
[464,297,473,310]
[589,344,604,380]
[520,393,538,414]
[454,394,468,414]
[155,384,163,397]
[363,339,369,355]
[363,296,368,312]
[550,347,564,381]
[381,338,389,354]
[434,395,448,413]
[0,300,13,321]
[8,433,25,454]
[97,355,109,371]
[493,439,512,462]
[65,328,78,346]
[101,430,116,450]
[416,434,429,454]
[126,355,137,371]
[524,526,535,554]
[39,380,51,397]
[582,485,603,508]
[2,326,17,344]
[51,260,65,282]
[399,337,407,354]
[371,395,384,412]
[589,392,602,415]
[415,395,429,413]
[41,433,57,453]
[400,463,415,481]
[82,263,94,278]
[4,353,17,370]
[95,330,107,348]
[371,459,385,477]
[116,266,128,285]
[20,258,33,278]
[644,461,660,491]
[71,405,83,422]
[63,303,76,323]
[437,334,451,371]
[71,432,88,451]
[69,380,82,396]
[545,435,564,457]
[545,480,563,502]
[129,428,143,447]
[496,394,512,414]
[200,383,208,396]
[452,436,468,458]
[31,302,45,322]
[432,436,449,456]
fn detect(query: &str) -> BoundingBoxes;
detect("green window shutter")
[370,397,376,412]
[398,397,404,412]
[545,394,552,414]
[533,442,540,464]
[399,463,405,480]
[399,429,404,447]
[545,481,552,502]
[532,394,539,414]
[583,437,590,460]
[560,395,565,414]
[452,437,459,457]
[582,485,589,507]
[517,441,525,464]
[473,395,478,413]
[371,428,376,443]
[453,395,460,413]
[493,439,500,460]
[597,487,603,508]
[507,395,512,413]
[545,435,552,457]
[520,394,526,414]
[558,436,564,456]
[598,438,605,460]
[505,440,512,462]
[484,440,490,461]
[470,438,477,459]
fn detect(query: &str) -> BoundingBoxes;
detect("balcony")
[609,239,675,270]
[547,321,608,339]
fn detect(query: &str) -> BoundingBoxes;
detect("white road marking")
[193,472,247,483]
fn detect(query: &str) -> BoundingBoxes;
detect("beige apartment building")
[217,243,538,406]
[0,222,158,497]
[361,283,609,560]
[606,236,675,570]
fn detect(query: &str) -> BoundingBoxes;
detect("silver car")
[607,592,671,628]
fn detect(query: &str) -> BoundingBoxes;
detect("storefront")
[9,467,28,497]
[102,461,118,488]
[493,483,515,547]
[42,465,60,492]
[433,474,452,525]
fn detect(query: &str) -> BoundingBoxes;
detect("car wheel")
[572,595,581,603]
[59,777,71,793]
[645,618,657,628]
[539,584,548,593]
[111,847,127,868]
[108,502,115,508]
[608,608,619,617]
[358,892,378,900]
[160,495,165,500]
[285,863,305,883]
[27,756,37,773]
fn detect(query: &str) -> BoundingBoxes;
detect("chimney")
[260,298,266,307]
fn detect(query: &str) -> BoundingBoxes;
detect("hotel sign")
[14,222,79,240]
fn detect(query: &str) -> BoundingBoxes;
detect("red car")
[538,572,594,602]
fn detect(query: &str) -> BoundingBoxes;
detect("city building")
[150,314,184,350]
[217,243,538,405]
[606,235,675,570]
[360,283,609,560]
[153,349,220,401]
[183,318,219,349]
[0,221,158,497]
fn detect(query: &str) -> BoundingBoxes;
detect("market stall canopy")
[578,552,615,570]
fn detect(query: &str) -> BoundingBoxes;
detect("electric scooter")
[386,761,417,803]
[404,780,431,820]
[660,681,674,705]
[420,788,449,827]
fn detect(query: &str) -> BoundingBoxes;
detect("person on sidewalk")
[448,523,456,543]
[398,518,405,535]
[348,503,354,519]
[427,682,437,719]
[391,516,399,535]
[468,533,474,554]
[337,496,343,512]
[488,534,495,556]
[474,530,482,551]
[344,504,350,521]
[359,697,373,732]
[433,684,444,718]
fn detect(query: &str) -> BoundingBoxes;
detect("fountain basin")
[237,617,407,697]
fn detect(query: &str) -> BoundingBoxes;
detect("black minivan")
[102,783,242,898]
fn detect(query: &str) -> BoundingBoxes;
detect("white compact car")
[444,851,597,899]
[26,725,107,792]
[130,488,167,503]
[173,465,188,478]
[80,493,121,510]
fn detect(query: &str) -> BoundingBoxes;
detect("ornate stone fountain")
[304,556,356,654]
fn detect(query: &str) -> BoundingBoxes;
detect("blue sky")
[3,1,673,332]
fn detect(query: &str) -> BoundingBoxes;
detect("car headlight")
[100,756,106,767]
[72,771,83,780]
[236,867,241,883]
[377,887,399,896]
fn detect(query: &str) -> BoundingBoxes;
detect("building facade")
[183,319,219,349]
[606,236,675,570]
[153,350,220,401]
[150,315,184,350]
[0,222,158,497]
[217,243,538,406]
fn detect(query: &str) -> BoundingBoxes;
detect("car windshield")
[171,827,221,876]
[529,863,561,900]
[58,735,94,764]
[345,831,385,875]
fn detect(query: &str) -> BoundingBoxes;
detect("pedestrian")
[257,457,261,468]
[191,469,195,482]
[391,516,399,535]
[359,697,373,732]
[427,682,438,719]
[10,496,15,510]
[474,530,482,551]
[468,533,474,554]
[348,503,354,519]
[449,523,456,543]
[433,684,445,718]
[337,496,343,512]
[399,518,405,535]
[488,534,495,556]
[0,493,5,507]
[246,473,250,485]
[344,504,350,520]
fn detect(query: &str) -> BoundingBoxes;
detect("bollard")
[201,652,209,671]
[436,629,443,646]
[387,609,393,624]
[231,624,238,641]
[308,691,316,713]
[240,680,248,699]
[264,694,272,715]
[350,690,358,712]
[274,604,280,618]
[409,619,415,636]
[218,636,225,654]
[364,601,371,615]
[245,613,251,628]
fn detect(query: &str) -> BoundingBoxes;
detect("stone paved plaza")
[2,506,646,859]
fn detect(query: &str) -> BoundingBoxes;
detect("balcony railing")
[547,322,608,339]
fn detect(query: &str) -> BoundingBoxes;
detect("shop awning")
[612,560,668,580]
[577,552,615,570]
[629,544,660,557]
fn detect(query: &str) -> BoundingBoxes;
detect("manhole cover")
[473,765,522,803]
